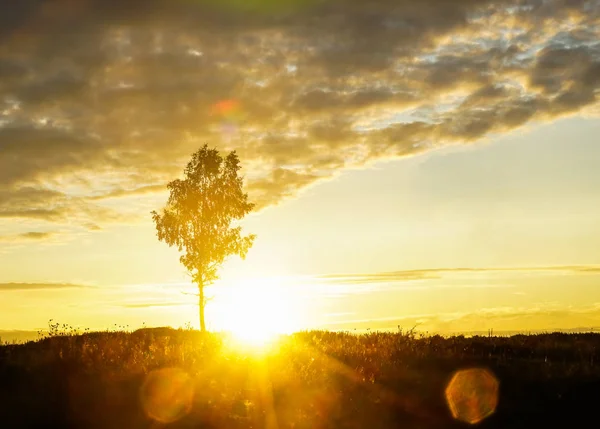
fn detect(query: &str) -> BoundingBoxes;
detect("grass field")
[2,327,600,429]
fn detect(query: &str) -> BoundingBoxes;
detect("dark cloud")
[0,209,65,221]
[19,231,54,240]
[0,187,68,221]
[0,282,90,291]
[249,168,320,208]
[0,231,57,242]
[0,185,135,225]
[87,184,166,200]
[0,0,598,226]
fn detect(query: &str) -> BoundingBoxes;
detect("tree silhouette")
[151,145,255,332]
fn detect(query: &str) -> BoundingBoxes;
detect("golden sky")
[1,0,599,335]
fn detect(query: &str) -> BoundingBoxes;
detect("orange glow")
[445,368,499,424]
[211,99,241,116]
[210,99,245,139]
[140,367,195,424]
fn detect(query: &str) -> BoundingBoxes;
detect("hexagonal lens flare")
[445,368,499,425]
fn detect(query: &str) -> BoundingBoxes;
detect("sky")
[1,0,599,337]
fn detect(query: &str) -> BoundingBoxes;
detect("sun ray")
[291,335,437,425]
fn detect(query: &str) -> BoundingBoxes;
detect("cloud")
[121,301,189,308]
[0,209,65,221]
[0,282,90,291]
[0,231,57,242]
[0,187,67,221]
[319,271,440,284]
[84,223,102,231]
[19,231,53,240]
[86,184,167,200]
[322,303,600,333]
[0,0,598,228]
[0,186,133,225]
[319,265,600,284]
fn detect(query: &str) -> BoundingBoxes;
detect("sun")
[211,279,302,348]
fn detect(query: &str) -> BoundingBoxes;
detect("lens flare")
[211,99,245,140]
[445,368,499,425]
[140,367,195,424]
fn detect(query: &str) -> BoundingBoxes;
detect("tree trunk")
[198,281,206,332]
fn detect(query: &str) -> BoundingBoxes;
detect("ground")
[1,329,599,428]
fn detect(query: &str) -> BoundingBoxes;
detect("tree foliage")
[151,145,255,330]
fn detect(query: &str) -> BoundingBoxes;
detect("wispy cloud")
[0,282,90,291]
[121,301,190,309]
[319,271,441,284]
[322,303,600,333]
[319,265,600,284]
[0,0,597,229]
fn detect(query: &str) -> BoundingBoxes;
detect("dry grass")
[1,326,600,428]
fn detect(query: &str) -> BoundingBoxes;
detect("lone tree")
[151,145,255,332]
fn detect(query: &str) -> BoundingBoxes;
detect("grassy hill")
[2,328,600,428]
